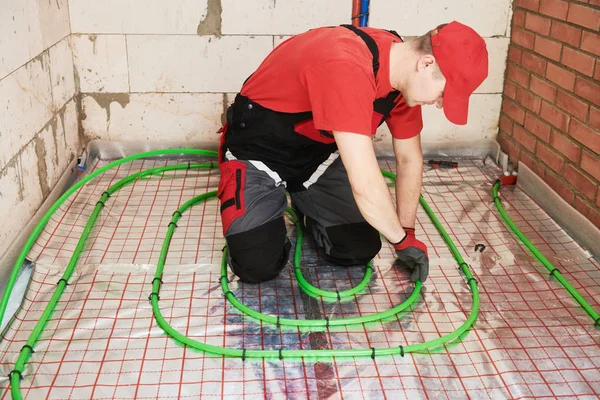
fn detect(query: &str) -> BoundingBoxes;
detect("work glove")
[393,228,429,283]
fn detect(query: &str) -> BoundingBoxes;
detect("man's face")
[403,54,446,109]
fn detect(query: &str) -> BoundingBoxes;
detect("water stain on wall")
[84,93,131,123]
[197,0,222,37]
[34,137,50,198]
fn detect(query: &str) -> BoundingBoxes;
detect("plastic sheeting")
[0,152,598,399]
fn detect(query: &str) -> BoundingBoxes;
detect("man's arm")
[333,131,405,243]
[392,134,423,228]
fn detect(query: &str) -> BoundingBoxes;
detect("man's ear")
[417,54,436,72]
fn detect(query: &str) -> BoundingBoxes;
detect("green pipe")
[286,207,374,300]
[0,149,218,325]
[492,180,600,327]
[150,168,480,358]
[221,248,419,328]
[9,162,216,400]
[152,194,421,328]
[3,151,481,398]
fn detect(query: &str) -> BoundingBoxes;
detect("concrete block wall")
[0,0,80,259]
[70,0,513,146]
[70,0,350,143]
[497,0,600,228]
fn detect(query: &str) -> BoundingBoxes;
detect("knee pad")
[225,217,291,283]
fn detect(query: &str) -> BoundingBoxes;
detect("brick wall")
[498,0,600,228]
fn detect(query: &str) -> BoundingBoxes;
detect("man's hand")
[393,228,429,282]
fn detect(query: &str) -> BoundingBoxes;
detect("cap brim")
[443,82,469,125]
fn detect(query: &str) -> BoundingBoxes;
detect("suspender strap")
[340,24,380,78]
[374,90,401,117]
[340,24,401,121]
[386,29,402,40]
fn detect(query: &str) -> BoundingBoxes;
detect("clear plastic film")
[0,147,598,399]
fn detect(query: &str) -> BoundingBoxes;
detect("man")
[216,21,488,284]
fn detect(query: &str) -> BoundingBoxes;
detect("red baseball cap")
[431,21,488,125]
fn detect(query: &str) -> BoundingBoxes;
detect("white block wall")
[0,0,79,262]
[69,0,352,144]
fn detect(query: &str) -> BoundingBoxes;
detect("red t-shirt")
[241,26,423,140]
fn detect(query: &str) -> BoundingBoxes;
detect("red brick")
[556,90,590,120]
[498,133,521,161]
[590,106,600,130]
[598,187,600,208]
[537,142,565,172]
[525,13,552,35]
[534,36,562,61]
[550,21,582,47]
[500,115,514,135]
[516,87,542,113]
[574,76,600,107]
[529,75,557,102]
[540,101,571,131]
[574,197,600,228]
[520,151,547,178]
[503,99,526,124]
[516,0,540,11]
[595,63,600,81]
[508,45,522,63]
[565,164,597,200]
[581,31,600,57]
[562,47,595,76]
[570,119,600,153]
[545,172,575,203]
[539,0,570,19]
[550,130,581,162]
[522,50,548,76]
[567,3,600,30]
[507,63,531,87]
[505,80,517,99]
[591,0,600,6]
[514,124,538,152]
[525,112,552,141]
[581,151,600,181]
[532,159,548,179]
[546,63,575,90]
[513,9,527,26]
[513,28,536,49]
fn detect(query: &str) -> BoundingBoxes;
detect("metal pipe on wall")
[359,0,369,27]
[352,0,361,27]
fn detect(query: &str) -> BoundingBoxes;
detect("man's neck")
[389,41,415,92]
